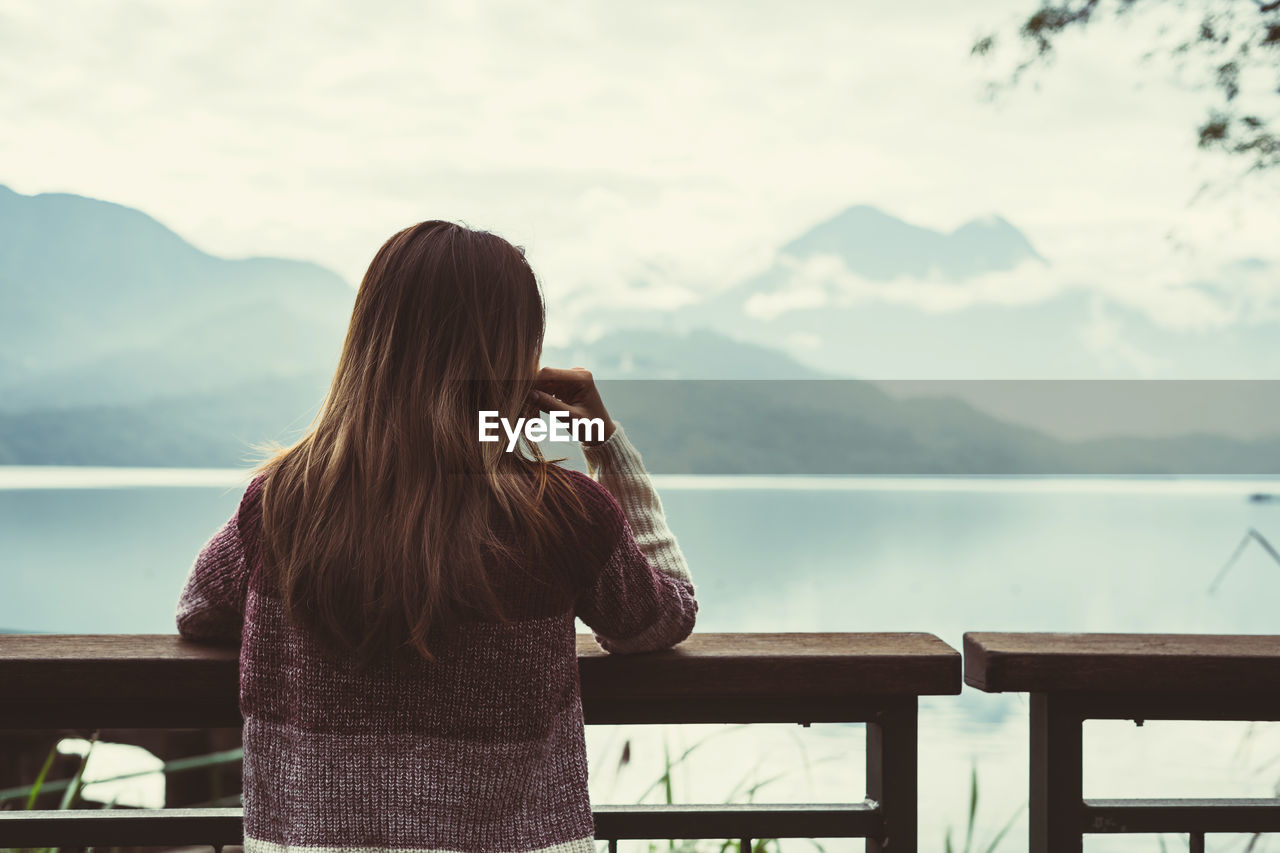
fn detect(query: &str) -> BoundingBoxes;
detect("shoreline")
[3,465,1279,495]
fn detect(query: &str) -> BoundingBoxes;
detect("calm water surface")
[4,469,1280,852]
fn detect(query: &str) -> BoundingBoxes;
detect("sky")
[3,0,1279,344]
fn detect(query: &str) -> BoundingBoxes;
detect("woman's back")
[177,427,698,852]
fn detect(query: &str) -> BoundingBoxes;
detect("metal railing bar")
[1083,798,1280,834]
[0,696,910,729]
[0,802,883,846]
[0,808,243,847]
[593,802,880,839]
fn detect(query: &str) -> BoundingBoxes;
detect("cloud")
[1,0,1278,332]
[736,244,1276,333]
[1079,297,1165,377]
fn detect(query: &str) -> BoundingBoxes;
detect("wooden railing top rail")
[964,632,1280,695]
[0,632,960,728]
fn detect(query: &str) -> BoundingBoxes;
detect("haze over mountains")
[1,184,1277,470]
[0,184,353,408]
[584,204,1280,381]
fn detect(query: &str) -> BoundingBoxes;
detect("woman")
[175,220,698,853]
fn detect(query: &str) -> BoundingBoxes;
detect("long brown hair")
[256,221,582,665]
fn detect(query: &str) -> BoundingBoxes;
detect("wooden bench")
[0,632,961,853]
[965,632,1280,853]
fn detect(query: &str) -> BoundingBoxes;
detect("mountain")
[0,374,328,466]
[3,186,1277,472]
[0,184,353,408]
[0,328,821,466]
[0,181,827,465]
[577,204,1279,381]
[543,328,824,379]
[777,205,1044,282]
[591,379,1280,475]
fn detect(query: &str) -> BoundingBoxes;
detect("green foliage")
[21,746,57,813]
[4,732,1032,853]
[1,733,98,853]
[974,0,1280,174]
[604,728,837,853]
[0,746,244,806]
[943,765,1023,853]
[0,735,246,853]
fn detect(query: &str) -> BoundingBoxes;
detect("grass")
[603,727,1022,853]
[0,743,243,807]
[4,727,1027,853]
[599,725,839,853]
[1,732,98,853]
[943,765,1021,853]
[1206,519,1280,853]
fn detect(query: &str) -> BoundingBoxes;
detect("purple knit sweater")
[175,426,698,853]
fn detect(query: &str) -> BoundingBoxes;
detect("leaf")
[966,765,978,853]
[662,739,674,806]
[981,802,1026,853]
[24,744,59,811]
[635,725,747,803]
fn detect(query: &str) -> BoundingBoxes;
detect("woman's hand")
[530,366,617,445]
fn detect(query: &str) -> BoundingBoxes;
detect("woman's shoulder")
[238,472,268,519]
[234,471,270,566]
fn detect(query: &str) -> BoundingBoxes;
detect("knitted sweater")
[175,425,698,853]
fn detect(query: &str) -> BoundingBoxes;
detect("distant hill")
[543,328,824,379]
[0,184,353,408]
[778,205,1045,282]
[0,374,328,466]
[2,186,1277,472]
[0,328,823,466]
[580,204,1280,381]
[593,380,1280,475]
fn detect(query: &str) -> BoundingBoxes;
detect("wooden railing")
[965,632,1280,853]
[0,632,962,853]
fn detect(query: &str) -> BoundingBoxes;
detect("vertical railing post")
[1029,693,1083,853]
[866,697,918,853]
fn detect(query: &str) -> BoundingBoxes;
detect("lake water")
[4,469,1280,852]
